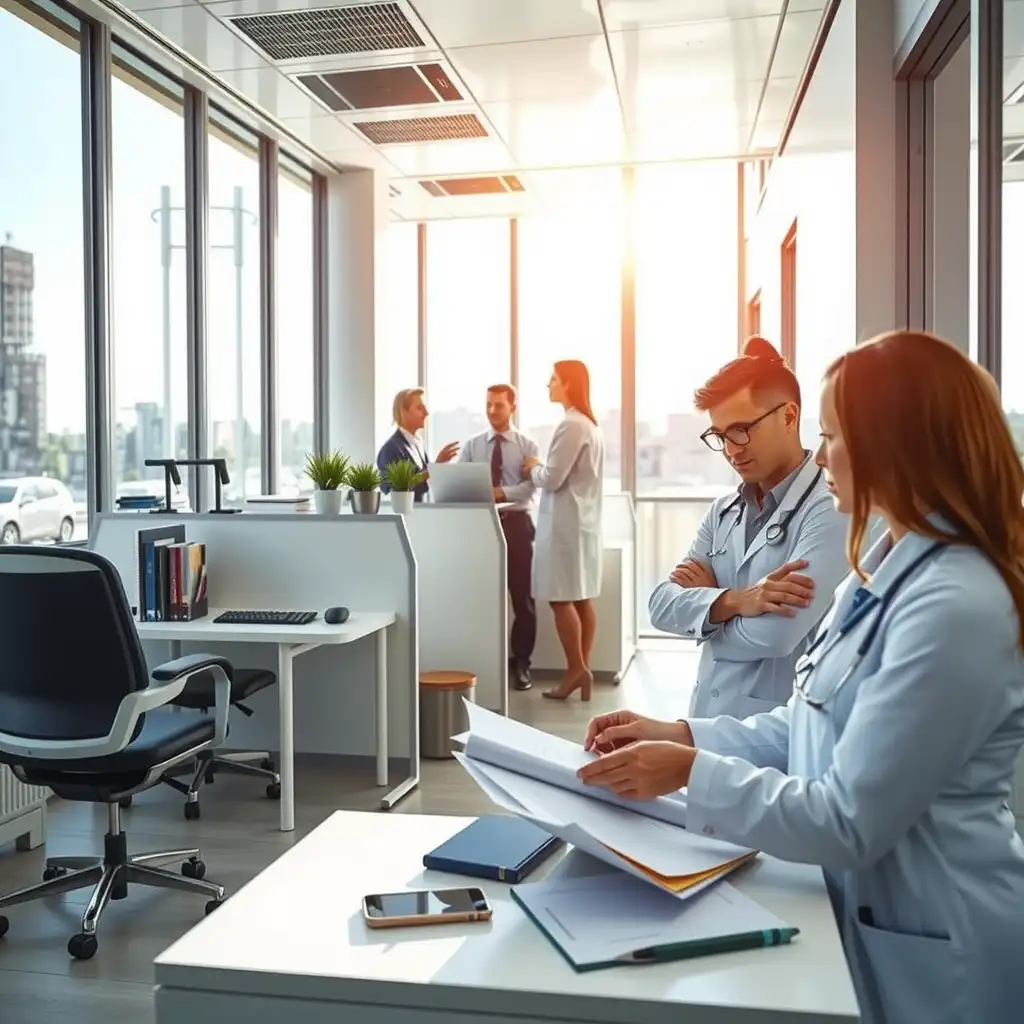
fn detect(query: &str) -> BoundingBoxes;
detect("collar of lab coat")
[860,512,955,599]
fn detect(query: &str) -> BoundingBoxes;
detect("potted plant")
[304,450,350,514]
[347,462,383,514]
[384,459,425,515]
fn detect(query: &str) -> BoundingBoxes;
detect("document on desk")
[510,872,795,972]
[462,702,690,829]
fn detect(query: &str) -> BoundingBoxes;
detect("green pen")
[616,927,800,964]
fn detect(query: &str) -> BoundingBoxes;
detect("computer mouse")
[324,606,350,624]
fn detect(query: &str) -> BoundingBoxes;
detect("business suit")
[377,428,429,502]
[684,522,1024,1023]
[648,454,850,720]
[461,427,541,673]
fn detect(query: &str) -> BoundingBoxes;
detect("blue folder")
[423,815,562,884]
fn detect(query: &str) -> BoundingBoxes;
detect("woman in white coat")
[522,360,604,701]
[577,331,1024,1024]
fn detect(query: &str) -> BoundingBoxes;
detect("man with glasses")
[649,337,849,719]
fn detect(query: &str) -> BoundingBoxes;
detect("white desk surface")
[155,811,859,1024]
[135,609,395,646]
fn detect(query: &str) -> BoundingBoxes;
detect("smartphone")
[362,886,493,929]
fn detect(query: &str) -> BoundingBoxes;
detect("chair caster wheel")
[181,857,206,880]
[184,801,201,821]
[204,767,216,785]
[68,933,98,960]
[261,758,275,771]
[42,865,67,882]
[118,795,132,809]
[205,899,224,916]
[0,915,9,940]
[266,782,281,800]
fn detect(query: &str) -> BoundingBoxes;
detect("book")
[136,526,207,622]
[509,869,798,972]
[423,815,561,884]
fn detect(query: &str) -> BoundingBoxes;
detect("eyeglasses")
[700,403,785,452]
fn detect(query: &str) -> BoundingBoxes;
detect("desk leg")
[375,628,388,787]
[277,646,295,832]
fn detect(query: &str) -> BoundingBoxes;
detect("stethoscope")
[716,467,823,547]
[793,541,945,710]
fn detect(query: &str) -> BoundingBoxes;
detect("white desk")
[137,611,396,830]
[154,811,860,1024]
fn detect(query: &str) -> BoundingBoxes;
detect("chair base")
[0,803,225,960]
[155,750,281,820]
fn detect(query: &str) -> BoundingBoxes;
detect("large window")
[517,170,622,490]
[111,46,189,508]
[276,153,314,495]
[207,113,261,506]
[0,0,88,545]
[376,221,419,447]
[423,218,510,455]
[634,162,738,496]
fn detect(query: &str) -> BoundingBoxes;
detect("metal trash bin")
[420,671,477,759]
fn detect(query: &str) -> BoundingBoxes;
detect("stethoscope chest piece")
[765,522,785,546]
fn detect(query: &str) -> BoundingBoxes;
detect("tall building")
[0,241,47,474]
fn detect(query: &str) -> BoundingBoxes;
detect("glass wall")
[207,112,261,506]
[517,170,623,490]
[0,0,87,544]
[423,218,510,455]
[1003,0,1024,447]
[110,45,189,508]
[276,153,315,496]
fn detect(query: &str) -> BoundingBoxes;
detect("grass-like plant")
[385,459,427,493]
[347,462,382,492]
[304,450,350,491]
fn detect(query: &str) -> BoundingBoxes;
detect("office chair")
[0,547,232,960]
[152,666,282,820]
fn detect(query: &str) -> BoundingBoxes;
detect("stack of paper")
[455,703,755,899]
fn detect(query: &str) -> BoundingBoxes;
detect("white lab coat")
[684,522,1024,1024]
[530,408,604,602]
[649,457,850,719]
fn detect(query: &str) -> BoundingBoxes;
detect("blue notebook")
[423,815,562,884]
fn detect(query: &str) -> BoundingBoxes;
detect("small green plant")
[347,462,382,492]
[385,459,426,493]
[304,450,349,491]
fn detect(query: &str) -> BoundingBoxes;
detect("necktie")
[490,435,503,487]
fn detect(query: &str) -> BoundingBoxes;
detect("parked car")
[0,476,77,545]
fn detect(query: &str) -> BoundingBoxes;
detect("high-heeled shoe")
[542,669,593,702]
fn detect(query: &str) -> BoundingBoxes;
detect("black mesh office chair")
[0,547,233,960]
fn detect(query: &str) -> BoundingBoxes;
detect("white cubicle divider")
[400,504,508,714]
[89,512,418,774]
[530,492,637,683]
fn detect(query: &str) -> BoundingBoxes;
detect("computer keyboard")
[213,610,319,625]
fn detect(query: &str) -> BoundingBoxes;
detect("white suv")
[0,476,77,545]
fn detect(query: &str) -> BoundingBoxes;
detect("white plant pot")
[390,491,415,515]
[313,489,343,515]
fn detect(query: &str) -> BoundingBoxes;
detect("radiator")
[0,765,48,823]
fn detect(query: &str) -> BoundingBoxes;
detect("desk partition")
[90,513,418,773]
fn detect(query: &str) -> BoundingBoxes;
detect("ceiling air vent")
[1003,140,1024,165]
[227,3,423,62]
[354,113,487,145]
[295,63,462,113]
[419,175,525,197]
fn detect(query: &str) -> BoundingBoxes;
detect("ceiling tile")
[378,136,515,176]
[628,106,751,162]
[483,95,626,168]
[770,9,821,79]
[445,34,615,104]
[116,0,196,11]
[754,75,799,125]
[215,63,326,118]
[275,111,356,150]
[410,0,602,47]
[139,3,266,72]
[600,0,821,31]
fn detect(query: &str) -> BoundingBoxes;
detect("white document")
[463,702,690,829]
[511,872,793,970]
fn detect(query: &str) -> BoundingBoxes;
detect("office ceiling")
[109,0,827,218]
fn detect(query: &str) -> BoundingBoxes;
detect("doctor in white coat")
[522,359,604,702]
[578,330,1024,1024]
[649,337,850,719]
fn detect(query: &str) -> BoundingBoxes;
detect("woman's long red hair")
[826,331,1024,644]
[555,360,597,425]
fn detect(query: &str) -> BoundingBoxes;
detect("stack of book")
[139,537,208,622]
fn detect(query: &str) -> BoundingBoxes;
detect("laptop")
[427,462,493,504]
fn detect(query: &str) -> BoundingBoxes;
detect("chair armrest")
[0,655,233,761]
